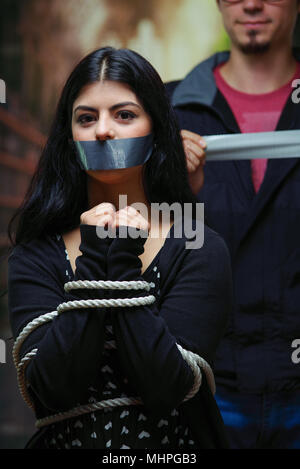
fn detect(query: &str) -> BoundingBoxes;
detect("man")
[167,0,300,449]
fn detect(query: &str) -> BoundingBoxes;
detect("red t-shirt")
[213,62,300,192]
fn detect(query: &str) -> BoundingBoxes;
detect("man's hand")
[181,130,207,195]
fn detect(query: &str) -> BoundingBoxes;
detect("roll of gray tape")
[204,130,300,161]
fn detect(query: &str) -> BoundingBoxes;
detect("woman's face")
[72,80,152,142]
[71,80,152,184]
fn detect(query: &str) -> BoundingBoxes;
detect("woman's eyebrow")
[110,101,141,111]
[73,102,142,114]
[73,105,97,114]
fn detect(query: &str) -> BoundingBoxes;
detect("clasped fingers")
[80,202,116,226]
[80,203,149,232]
[112,206,149,232]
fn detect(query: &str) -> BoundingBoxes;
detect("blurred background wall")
[0,0,299,449]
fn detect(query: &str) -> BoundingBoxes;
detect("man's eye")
[118,111,136,120]
[77,114,95,124]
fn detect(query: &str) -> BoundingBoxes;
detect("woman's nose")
[95,117,115,141]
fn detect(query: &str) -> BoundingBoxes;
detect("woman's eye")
[117,111,136,121]
[77,114,95,124]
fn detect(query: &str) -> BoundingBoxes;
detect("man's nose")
[243,0,264,12]
[95,117,115,141]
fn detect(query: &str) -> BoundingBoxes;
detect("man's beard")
[238,30,270,55]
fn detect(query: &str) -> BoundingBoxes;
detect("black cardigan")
[8,220,233,448]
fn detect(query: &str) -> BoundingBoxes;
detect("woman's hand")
[80,202,116,226]
[181,130,206,195]
[80,203,149,232]
[112,206,149,232]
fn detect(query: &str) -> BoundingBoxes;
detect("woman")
[8,47,232,449]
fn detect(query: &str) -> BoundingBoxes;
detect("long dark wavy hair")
[8,47,198,246]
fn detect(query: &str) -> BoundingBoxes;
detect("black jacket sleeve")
[8,225,112,411]
[106,228,232,416]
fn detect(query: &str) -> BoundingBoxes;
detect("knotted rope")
[12,279,215,429]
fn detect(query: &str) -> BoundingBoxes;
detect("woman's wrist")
[70,224,113,291]
[106,228,148,282]
[79,224,114,252]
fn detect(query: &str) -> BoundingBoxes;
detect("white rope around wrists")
[12,279,216,429]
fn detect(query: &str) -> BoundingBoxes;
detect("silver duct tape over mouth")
[74,133,154,170]
[204,130,300,161]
